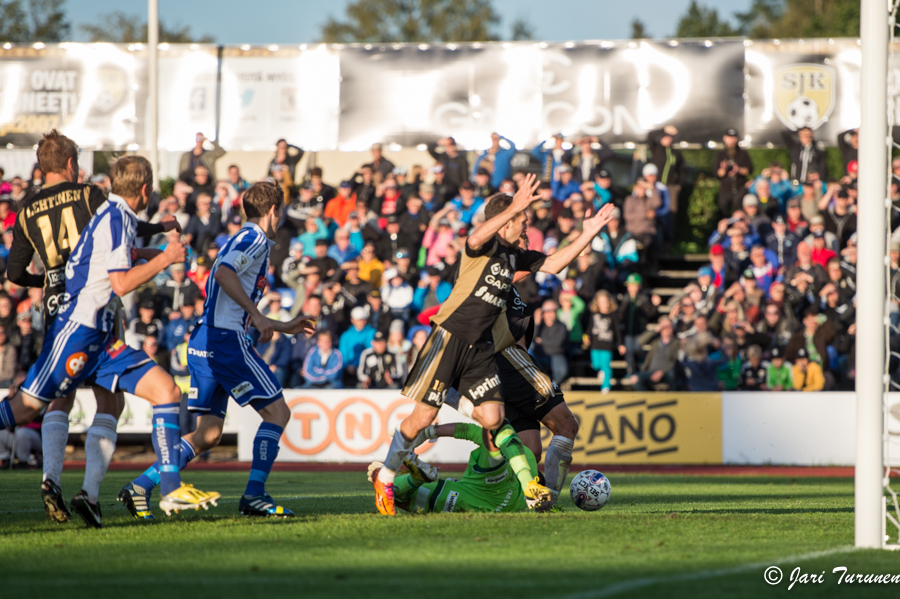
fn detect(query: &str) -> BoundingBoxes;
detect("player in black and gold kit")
[5,131,178,527]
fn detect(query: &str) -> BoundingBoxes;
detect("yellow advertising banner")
[558,392,722,464]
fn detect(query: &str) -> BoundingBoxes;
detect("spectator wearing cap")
[418,182,438,211]
[546,207,579,248]
[472,167,496,198]
[179,132,224,186]
[449,181,484,226]
[395,166,420,201]
[325,181,357,227]
[13,310,39,373]
[394,249,418,284]
[785,198,808,237]
[364,289,393,336]
[742,194,772,240]
[627,317,680,391]
[372,176,402,218]
[159,262,201,318]
[183,193,222,252]
[531,133,566,190]
[785,307,836,384]
[188,255,212,295]
[215,213,243,249]
[746,178,781,218]
[765,214,799,269]
[824,257,854,305]
[380,268,414,322]
[364,143,396,181]
[339,307,376,382]
[707,245,735,292]
[554,164,580,202]
[472,132,517,189]
[783,127,828,184]
[623,178,661,250]
[593,169,619,208]
[281,241,309,292]
[764,346,792,390]
[126,298,166,351]
[351,164,378,208]
[791,347,825,391]
[377,215,415,262]
[358,243,384,289]
[358,331,401,389]
[738,345,768,390]
[309,239,339,281]
[429,164,458,210]
[646,125,685,213]
[342,261,372,304]
[428,136,469,189]
[591,207,638,285]
[618,273,661,374]
[413,267,451,312]
[808,229,836,268]
[302,331,344,389]
[567,135,614,185]
[534,300,570,383]
[327,229,359,265]
[165,301,199,354]
[715,128,754,217]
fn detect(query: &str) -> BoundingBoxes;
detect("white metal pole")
[148,0,159,189]
[855,0,889,550]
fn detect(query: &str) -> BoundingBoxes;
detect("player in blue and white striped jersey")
[121,182,315,520]
[0,156,221,516]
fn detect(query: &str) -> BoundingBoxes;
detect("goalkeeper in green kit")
[367,422,540,513]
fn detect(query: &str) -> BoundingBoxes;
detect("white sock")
[544,436,574,495]
[83,414,118,503]
[377,425,413,485]
[41,411,69,487]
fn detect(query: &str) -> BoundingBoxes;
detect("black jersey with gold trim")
[431,237,544,346]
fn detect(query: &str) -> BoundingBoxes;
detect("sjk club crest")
[93,66,126,113]
[774,63,835,131]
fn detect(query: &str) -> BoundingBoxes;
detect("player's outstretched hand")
[583,202,617,233]
[252,312,275,344]
[511,173,541,212]
[163,231,186,265]
[285,316,317,338]
[160,214,183,234]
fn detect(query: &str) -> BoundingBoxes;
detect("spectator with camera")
[715,128,753,217]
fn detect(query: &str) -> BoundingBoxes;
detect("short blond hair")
[110,155,152,199]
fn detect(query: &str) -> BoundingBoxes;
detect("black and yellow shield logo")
[775,63,835,131]
[93,66,126,113]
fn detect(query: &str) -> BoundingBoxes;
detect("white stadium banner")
[157,45,220,152]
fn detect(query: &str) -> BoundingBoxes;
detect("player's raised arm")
[467,173,541,252]
[538,203,616,274]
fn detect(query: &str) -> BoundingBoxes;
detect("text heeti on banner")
[563,392,722,464]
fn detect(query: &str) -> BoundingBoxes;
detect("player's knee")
[260,398,290,429]
[559,415,579,440]
[475,410,504,431]
[200,427,223,450]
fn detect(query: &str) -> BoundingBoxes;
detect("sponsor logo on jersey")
[59,377,72,393]
[65,352,88,377]
[426,389,447,406]
[256,275,267,290]
[46,268,64,287]
[232,381,253,399]
[473,286,507,308]
[88,345,100,352]
[494,489,514,512]
[188,347,213,358]
[188,387,198,399]
[468,374,500,400]
[443,490,459,512]
[485,469,509,485]
[106,339,126,359]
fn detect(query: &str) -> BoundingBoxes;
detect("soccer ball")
[569,470,611,511]
[786,95,820,129]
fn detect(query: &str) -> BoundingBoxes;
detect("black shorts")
[402,325,501,408]
[496,346,564,433]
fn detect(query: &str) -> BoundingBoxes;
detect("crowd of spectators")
[0,123,891,394]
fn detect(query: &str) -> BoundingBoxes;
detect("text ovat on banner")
[563,392,722,464]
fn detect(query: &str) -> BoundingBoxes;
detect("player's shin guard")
[544,436,574,496]
[42,411,70,487]
[151,404,182,496]
[245,423,282,497]
[377,425,413,485]
[83,414,117,503]
[133,439,195,493]
[0,400,15,430]
[492,424,535,490]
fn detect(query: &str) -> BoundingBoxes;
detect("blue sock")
[244,422,282,497]
[134,440,196,492]
[151,403,182,495]
[0,400,14,431]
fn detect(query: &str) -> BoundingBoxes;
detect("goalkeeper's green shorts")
[410,479,524,514]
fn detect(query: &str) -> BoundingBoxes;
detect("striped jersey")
[201,222,272,332]
[61,194,136,332]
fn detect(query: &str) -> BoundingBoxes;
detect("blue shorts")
[186,324,282,419]
[22,319,156,403]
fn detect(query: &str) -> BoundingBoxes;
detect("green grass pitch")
[1,469,898,598]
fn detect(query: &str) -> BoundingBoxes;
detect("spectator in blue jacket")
[472,133,517,188]
[412,266,452,312]
[554,165,581,201]
[327,228,359,264]
[531,133,566,191]
[165,302,199,351]
[450,181,485,225]
[302,331,344,389]
[297,216,329,259]
[257,330,292,387]
[339,306,376,381]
